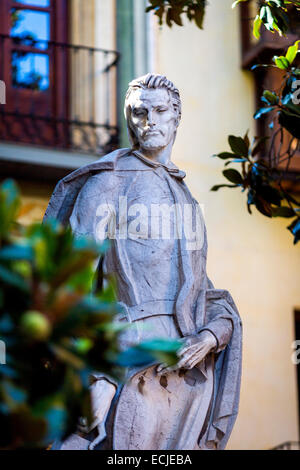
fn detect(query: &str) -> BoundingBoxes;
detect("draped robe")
[44,148,242,450]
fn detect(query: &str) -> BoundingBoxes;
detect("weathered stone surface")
[45,74,242,450]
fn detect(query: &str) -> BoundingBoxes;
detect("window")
[0,0,119,169]
[0,0,69,148]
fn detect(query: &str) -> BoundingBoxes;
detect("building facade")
[0,0,299,449]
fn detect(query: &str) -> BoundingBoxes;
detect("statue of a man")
[44,74,242,451]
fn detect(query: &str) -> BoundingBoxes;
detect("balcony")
[271,441,300,450]
[0,33,120,181]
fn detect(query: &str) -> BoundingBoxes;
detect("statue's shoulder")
[63,148,130,183]
[59,148,151,190]
[43,149,130,223]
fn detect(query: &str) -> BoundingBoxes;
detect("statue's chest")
[121,168,192,207]
[117,169,193,241]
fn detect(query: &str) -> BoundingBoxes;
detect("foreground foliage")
[212,41,300,244]
[0,180,180,449]
[146,1,300,34]
[145,1,300,244]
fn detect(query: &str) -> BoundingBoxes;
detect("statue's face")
[129,87,178,151]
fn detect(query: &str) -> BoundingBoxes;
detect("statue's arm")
[158,288,234,373]
[200,276,234,353]
[197,316,233,354]
[159,317,233,373]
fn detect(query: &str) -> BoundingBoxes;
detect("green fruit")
[20,311,52,341]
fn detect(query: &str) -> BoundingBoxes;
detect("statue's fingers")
[157,365,176,375]
[178,340,193,354]
[178,343,199,357]
[156,363,167,373]
[176,353,196,369]
[181,349,205,369]
[185,356,205,370]
[178,344,203,361]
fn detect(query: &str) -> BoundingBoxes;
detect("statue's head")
[124,73,181,152]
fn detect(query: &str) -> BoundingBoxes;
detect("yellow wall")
[9,0,300,450]
[154,0,300,449]
[15,180,54,226]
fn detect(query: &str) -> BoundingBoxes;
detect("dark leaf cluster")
[0,180,180,448]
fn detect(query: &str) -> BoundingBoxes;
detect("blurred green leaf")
[232,0,248,8]
[263,90,279,105]
[254,106,275,119]
[139,338,181,353]
[274,55,290,69]
[288,218,300,244]
[213,152,237,160]
[286,40,300,65]
[0,265,28,291]
[0,245,33,261]
[228,135,249,156]
[272,206,296,217]
[115,347,155,367]
[223,169,244,184]
[253,14,262,39]
[211,184,239,191]
[0,180,20,240]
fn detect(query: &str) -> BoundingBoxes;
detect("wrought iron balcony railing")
[0,34,120,157]
[271,441,300,450]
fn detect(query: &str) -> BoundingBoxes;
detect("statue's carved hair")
[124,73,181,148]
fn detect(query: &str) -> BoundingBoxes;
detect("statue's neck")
[137,140,173,165]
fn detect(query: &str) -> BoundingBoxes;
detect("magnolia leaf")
[166,7,173,27]
[223,169,244,184]
[211,184,239,191]
[260,6,268,22]
[288,218,300,244]
[253,15,262,39]
[116,347,155,367]
[213,152,237,159]
[263,90,279,105]
[193,4,205,29]
[274,55,290,69]
[255,196,273,218]
[258,185,282,206]
[270,0,283,7]
[139,338,181,353]
[224,158,248,166]
[0,265,28,291]
[272,206,296,218]
[170,6,183,26]
[232,0,248,8]
[286,40,300,65]
[228,135,249,156]
[252,136,269,156]
[254,106,275,119]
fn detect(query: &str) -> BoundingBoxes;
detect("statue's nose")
[147,110,156,127]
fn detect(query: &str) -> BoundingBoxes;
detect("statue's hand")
[157,330,217,374]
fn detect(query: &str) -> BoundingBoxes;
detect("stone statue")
[44,73,242,451]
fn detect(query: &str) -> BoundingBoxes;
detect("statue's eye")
[157,108,167,113]
[133,109,146,117]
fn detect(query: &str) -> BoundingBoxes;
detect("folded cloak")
[44,148,243,449]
